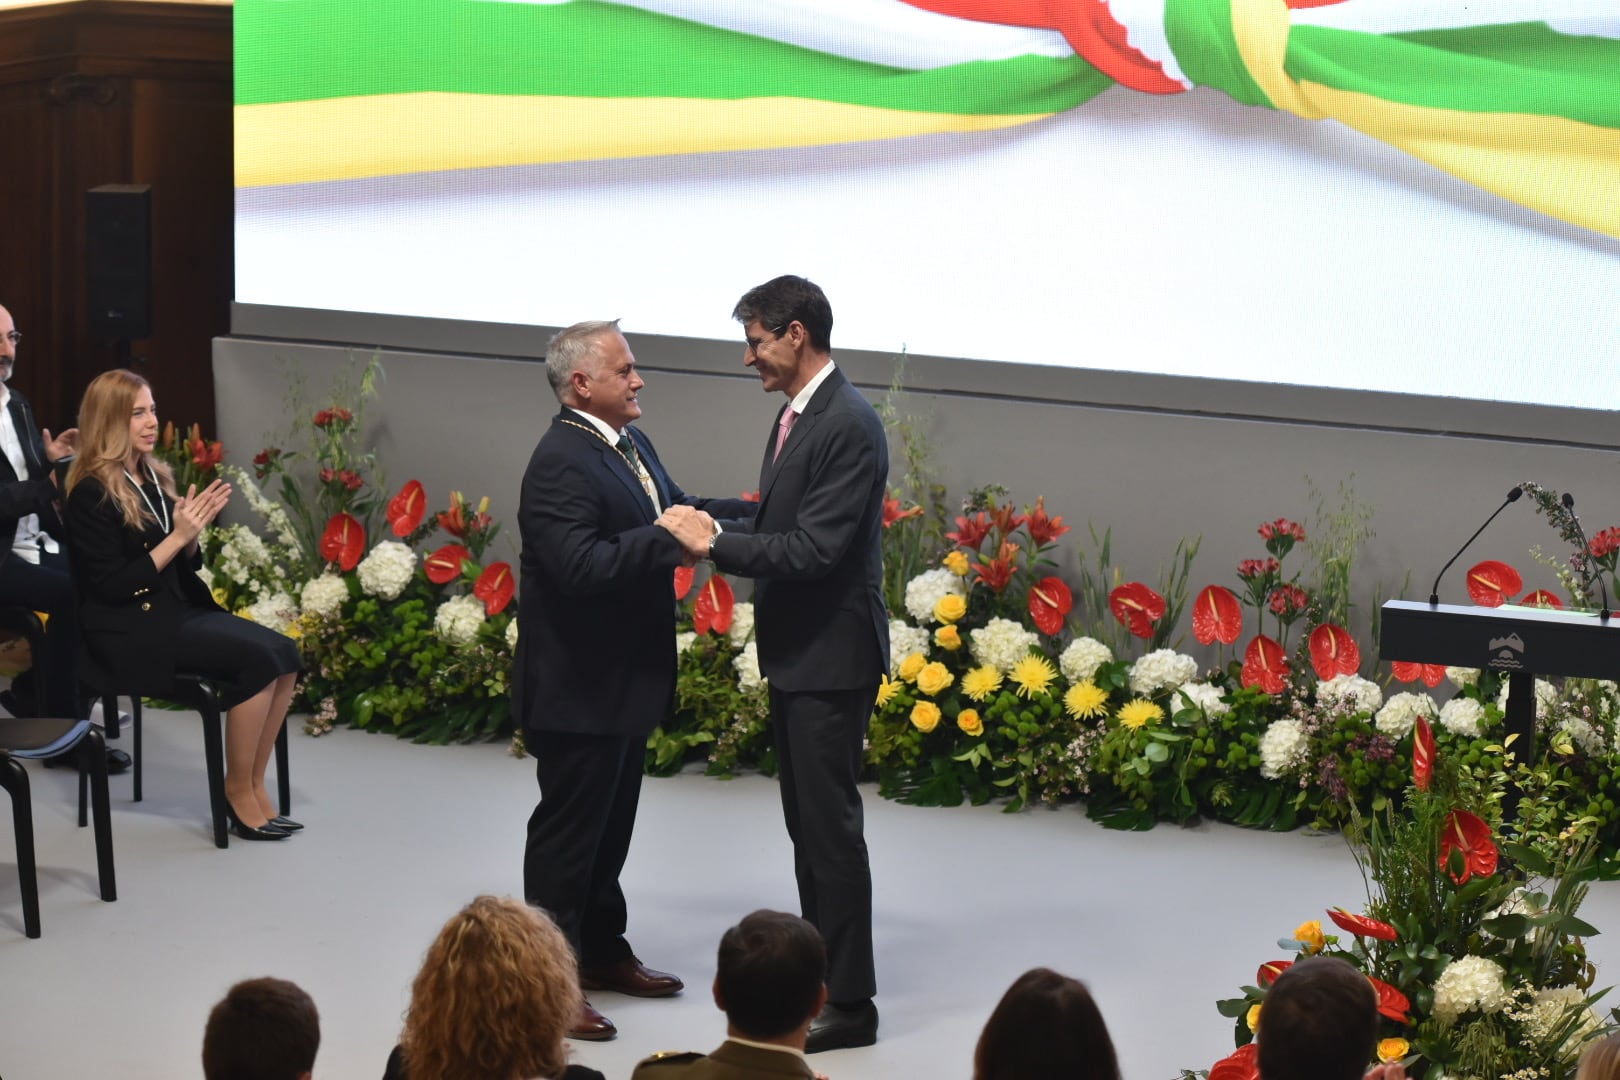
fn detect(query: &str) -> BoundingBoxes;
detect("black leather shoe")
[269,816,304,832]
[805,1000,878,1054]
[226,807,290,841]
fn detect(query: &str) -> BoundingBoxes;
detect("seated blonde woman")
[384,896,605,1080]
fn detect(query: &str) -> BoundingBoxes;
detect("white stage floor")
[6,712,1620,1079]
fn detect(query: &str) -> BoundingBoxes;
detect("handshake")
[657,504,717,565]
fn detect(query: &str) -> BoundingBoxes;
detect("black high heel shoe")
[226,806,290,841]
[269,816,303,832]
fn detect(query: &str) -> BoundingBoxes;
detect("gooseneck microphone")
[1429,486,1523,605]
[1562,492,1611,622]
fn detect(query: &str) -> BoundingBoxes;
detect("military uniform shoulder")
[632,1049,705,1070]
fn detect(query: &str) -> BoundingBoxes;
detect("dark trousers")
[523,729,644,968]
[771,684,878,1003]
[0,548,80,719]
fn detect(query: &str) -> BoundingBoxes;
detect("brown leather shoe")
[568,1000,617,1041]
[578,957,684,998]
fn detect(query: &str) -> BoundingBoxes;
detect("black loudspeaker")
[86,184,153,341]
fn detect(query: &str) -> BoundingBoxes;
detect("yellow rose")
[910,701,941,733]
[942,550,970,576]
[897,653,927,682]
[957,708,984,737]
[933,593,967,624]
[1246,1004,1262,1033]
[915,662,954,696]
[934,624,962,651]
[1377,1039,1409,1064]
[1294,920,1325,954]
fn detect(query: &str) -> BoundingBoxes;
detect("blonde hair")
[64,369,174,530]
[399,896,583,1080]
[1579,1033,1620,1080]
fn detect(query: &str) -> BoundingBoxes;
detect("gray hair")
[544,320,621,402]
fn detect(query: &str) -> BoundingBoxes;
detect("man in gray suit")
[665,276,888,1052]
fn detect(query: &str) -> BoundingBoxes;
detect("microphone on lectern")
[1429,486,1523,606]
[1562,492,1611,622]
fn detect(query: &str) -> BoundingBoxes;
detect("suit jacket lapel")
[625,427,669,511]
[757,369,843,506]
[554,411,656,524]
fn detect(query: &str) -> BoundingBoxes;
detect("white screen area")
[234,2,1620,410]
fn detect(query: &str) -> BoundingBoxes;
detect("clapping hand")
[656,505,714,563]
[173,479,232,543]
[41,426,78,462]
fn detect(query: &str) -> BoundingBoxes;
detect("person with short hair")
[1258,956,1389,1080]
[972,967,1120,1080]
[631,910,828,1079]
[201,976,320,1080]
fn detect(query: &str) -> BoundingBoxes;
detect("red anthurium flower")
[1209,1043,1259,1080]
[882,493,924,529]
[1439,810,1499,884]
[973,541,1020,593]
[693,573,736,636]
[1241,635,1289,694]
[1028,576,1073,636]
[1390,661,1447,688]
[1109,582,1166,639]
[1414,716,1436,792]
[1327,907,1398,942]
[1256,960,1294,987]
[387,480,427,537]
[1192,585,1243,646]
[472,562,515,615]
[1367,976,1411,1023]
[1024,496,1071,546]
[673,565,695,600]
[988,502,1026,537]
[1308,623,1361,681]
[1466,560,1522,607]
[946,512,993,551]
[1521,589,1564,609]
[318,513,366,572]
[424,544,470,585]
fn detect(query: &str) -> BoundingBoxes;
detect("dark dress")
[64,472,302,708]
[383,1043,606,1080]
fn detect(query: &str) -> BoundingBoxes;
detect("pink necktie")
[773,408,797,462]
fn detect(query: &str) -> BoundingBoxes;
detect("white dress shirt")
[0,385,57,564]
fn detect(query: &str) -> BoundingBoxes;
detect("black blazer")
[711,368,889,692]
[512,411,753,739]
[0,388,65,567]
[63,474,221,696]
[384,1043,605,1080]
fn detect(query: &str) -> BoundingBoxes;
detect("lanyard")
[123,464,171,533]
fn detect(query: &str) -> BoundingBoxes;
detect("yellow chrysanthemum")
[1294,920,1325,954]
[934,624,962,651]
[1116,698,1164,730]
[957,708,984,737]
[1246,1004,1262,1033]
[915,662,954,696]
[942,550,970,576]
[874,675,901,709]
[910,701,941,733]
[961,666,1004,703]
[1064,681,1109,720]
[897,652,927,683]
[1377,1039,1409,1064]
[933,593,967,624]
[1009,655,1058,699]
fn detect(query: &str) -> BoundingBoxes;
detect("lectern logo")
[1487,632,1525,671]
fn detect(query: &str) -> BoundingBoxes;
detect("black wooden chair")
[0,717,117,937]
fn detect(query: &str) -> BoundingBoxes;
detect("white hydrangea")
[1128,649,1198,696]
[433,594,486,647]
[506,618,519,651]
[1174,681,1230,719]
[675,631,696,655]
[356,540,417,600]
[1438,696,1487,738]
[1059,636,1113,683]
[903,568,965,624]
[1497,678,1559,719]
[1258,718,1311,780]
[1484,887,1540,929]
[1557,717,1604,756]
[1448,666,1481,689]
[1317,673,1383,714]
[299,573,349,621]
[728,602,755,647]
[733,640,764,691]
[969,617,1040,674]
[1376,692,1439,739]
[243,591,298,635]
[1432,956,1510,1023]
[889,619,931,671]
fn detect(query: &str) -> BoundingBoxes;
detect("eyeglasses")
[2,331,18,346]
[744,324,788,355]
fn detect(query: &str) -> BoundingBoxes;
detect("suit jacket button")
[140,601,151,612]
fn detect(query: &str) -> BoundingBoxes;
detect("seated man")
[632,910,827,1079]
[1259,956,1403,1080]
[202,976,321,1080]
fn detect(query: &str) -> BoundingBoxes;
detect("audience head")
[972,967,1120,1080]
[201,976,320,1080]
[732,275,833,355]
[1257,955,1378,1080]
[0,302,17,381]
[1578,1032,1620,1080]
[400,895,583,1080]
[714,909,828,1041]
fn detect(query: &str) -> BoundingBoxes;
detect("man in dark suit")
[514,319,754,1041]
[630,910,827,1079]
[665,276,888,1052]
